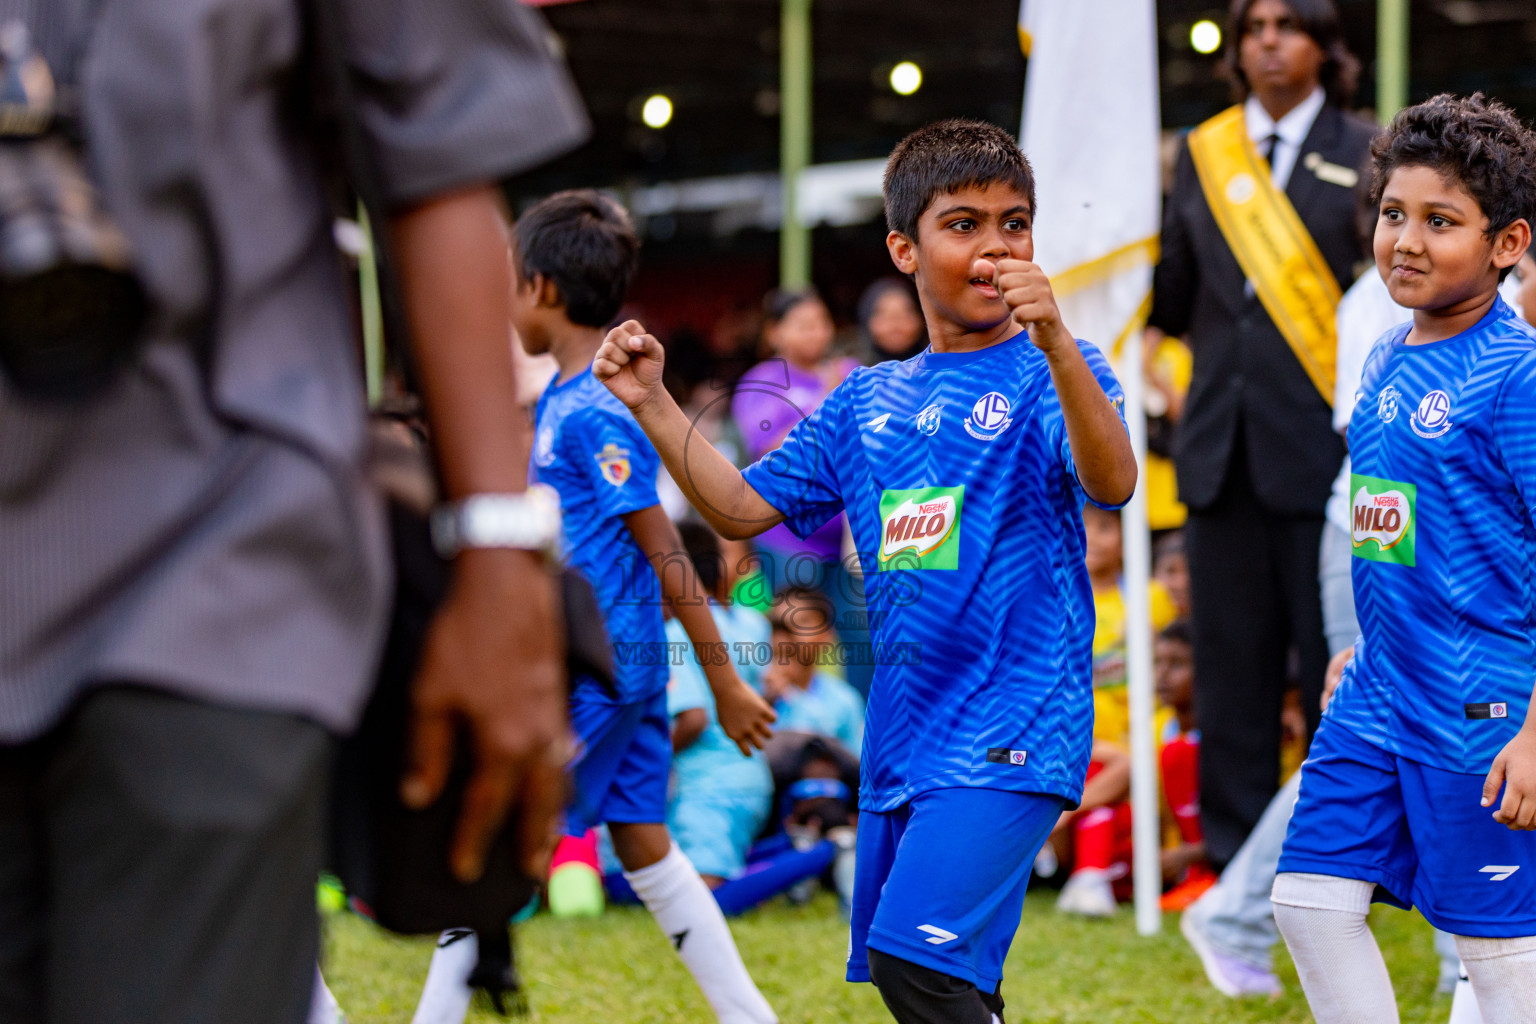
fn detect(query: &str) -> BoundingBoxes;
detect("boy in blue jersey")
[513,191,779,1024]
[594,120,1137,1024]
[1273,94,1536,1024]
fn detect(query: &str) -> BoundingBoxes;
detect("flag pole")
[1120,326,1161,937]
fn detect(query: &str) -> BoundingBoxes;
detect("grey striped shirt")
[0,0,589,741]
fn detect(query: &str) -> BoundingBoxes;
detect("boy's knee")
[1271,872,1375,945]
[1455,933,1536,962]
[867,948,995,1024]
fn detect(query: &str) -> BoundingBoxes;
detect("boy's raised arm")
[985,259,1138,508]
[595,321,786,540]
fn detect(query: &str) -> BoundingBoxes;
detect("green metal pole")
[780,0,811,287]
[1376,0,1409,124]
[358,202,385,406]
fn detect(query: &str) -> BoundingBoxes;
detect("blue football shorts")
[565,689,670,835]
[1279,717,1536,938]
[847,787,1065,993]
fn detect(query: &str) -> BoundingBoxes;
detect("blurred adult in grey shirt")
[0,1,588,1021]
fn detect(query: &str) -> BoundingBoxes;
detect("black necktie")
[1261,133,1279,166]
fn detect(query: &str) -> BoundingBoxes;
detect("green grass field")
[323,891,1450,1023]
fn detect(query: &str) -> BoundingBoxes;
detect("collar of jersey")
[915,329,1029,368]
[548,365,594,392]
[1392,296,1511,354]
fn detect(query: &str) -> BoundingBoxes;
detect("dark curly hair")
[1369,93,1536,279]
[512,189,639,327]
[883,119,1035,241]
[1222,0,1360,109]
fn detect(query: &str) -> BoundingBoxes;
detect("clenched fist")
[594,320,666,411]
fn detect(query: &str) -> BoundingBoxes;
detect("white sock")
[410,929,477,1024]
[1449,966,1485,1024]
[1272,872,1399,1024]
[309,966,345,1024]
[1456,934,1536,1024]
[624,843,777,1024]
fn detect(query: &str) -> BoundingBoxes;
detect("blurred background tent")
[510,0,1536,343]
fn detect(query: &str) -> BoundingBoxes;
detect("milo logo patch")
[1351,473,1416,567]
[878,486,963,571]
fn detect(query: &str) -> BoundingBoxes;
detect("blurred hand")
[1280,693,1308,748]
[1320,645,1354,712]
[594,320,666,411]
[975,258,1072,354]
[1484,725,1536,830]
[402,549,568,883]
[713,674,777,756]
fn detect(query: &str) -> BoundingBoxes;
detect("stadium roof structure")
[511,0,1536,207]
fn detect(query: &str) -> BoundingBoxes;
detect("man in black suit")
[1148,0,1378,868]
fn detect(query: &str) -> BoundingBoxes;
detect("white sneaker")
[1179,909,1282,998]
[1056,868,1117,918]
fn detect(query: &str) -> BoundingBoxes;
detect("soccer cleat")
[1160,865,1218,912]
[1179,910,1282,998]
[1056,868,1117,918]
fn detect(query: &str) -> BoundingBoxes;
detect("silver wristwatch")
[429,485,562,560]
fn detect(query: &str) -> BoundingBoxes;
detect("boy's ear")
[886,230,919,276]
[1492,218,1532,272]
[531,272,564,310]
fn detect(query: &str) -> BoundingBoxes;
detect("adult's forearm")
[390,186,529,498]
[632,391,783,540]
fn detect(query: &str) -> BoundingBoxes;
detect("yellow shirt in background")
[1146,337,1192,531]
[1091,580,1178,745]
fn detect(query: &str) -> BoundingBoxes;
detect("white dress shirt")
[1244,85,1326,192]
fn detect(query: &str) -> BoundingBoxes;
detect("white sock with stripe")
[623,843,777,1024]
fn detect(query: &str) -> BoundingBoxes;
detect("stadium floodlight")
[889,61,922,96]
[1190,20,1222,54]
[642,94,674,129]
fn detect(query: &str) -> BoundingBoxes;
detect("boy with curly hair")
[1273,93,1536,1023]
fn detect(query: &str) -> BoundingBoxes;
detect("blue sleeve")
[566,404,662,519]
[740,378,849,539]
[1041,339,1129,511]
[1492,351,1536,522]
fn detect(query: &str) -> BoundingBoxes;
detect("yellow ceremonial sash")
[1187,106,1341,404]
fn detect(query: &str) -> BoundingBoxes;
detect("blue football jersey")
[1327,298,1536,773]
[741,332,1127,811]
[533,369,668,703]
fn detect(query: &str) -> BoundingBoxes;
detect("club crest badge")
[595,443,632,486]
[964,392,1013,441]
[915,404,942,436]
[1410,389,1453,439]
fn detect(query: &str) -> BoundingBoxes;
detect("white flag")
[1018,0,1160,355]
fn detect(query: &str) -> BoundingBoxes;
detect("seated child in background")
[665,523,777,889]
[1085,504,1177,748]
[1152,530,1191,621]
[763,587,866,754]
[1048,739,1133,918]
[1154,620,1216,911]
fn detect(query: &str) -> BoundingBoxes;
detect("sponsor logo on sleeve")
[595,443,632,486]
[1351,473,1416,567]
[964,391,1014,441]
[1410,389,1453,439]
[1465,703,1511,720]
[986,748,1029,766]
[878,486,963,571]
